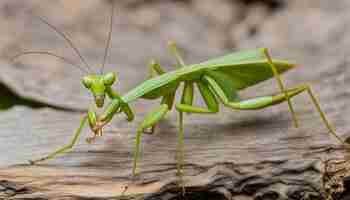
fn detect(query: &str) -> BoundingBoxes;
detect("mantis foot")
[143,125,156,135]
[28,159,36,165]
[175,170,186,195]
[28,156,49,165]
[86,136,97,144]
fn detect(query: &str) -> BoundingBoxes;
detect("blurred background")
[2,0,350,110]
[1,0,350,165]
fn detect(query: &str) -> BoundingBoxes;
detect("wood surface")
[1,73,349,199]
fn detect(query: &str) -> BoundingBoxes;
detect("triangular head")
[82,72,116,108]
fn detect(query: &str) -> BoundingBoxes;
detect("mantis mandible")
[12,3,348,183]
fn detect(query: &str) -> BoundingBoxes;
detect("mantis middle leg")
[174,80,219,183]
[175,81,219,114]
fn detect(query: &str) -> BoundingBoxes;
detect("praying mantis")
[12,4,348,182]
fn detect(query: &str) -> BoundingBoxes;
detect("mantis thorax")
[82,72,116,108]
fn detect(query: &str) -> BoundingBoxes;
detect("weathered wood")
[0,77,349,199]
[1,1,350,200]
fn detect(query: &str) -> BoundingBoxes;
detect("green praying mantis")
[12,4,349,181]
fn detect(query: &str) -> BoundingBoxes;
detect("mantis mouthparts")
[94,95,105,108]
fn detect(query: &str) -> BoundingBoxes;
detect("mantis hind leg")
[262,48,299,128]
[205,75,347,146]
[272,84,347,146]
[300,84,348,147]
[29,115,87,164]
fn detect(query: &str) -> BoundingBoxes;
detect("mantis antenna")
[100,2,115,74]
[35,15,93,74]
[11,51,90,74]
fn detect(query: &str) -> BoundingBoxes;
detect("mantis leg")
[148,59,165,78]
[141,61,172,134]
[168,41,186,68]
[167,41,190,182]
[177,109,185,193]
[175,81,193,193]
[175,81,219,114]
[132,87,176,177]
[121,103,134,122]
[174,79,220,193]
[205,74,304,110]
[98,97,133,135]
[175,81,219,178]
[105,88,134,122]
[136,92,176,135]
[205,75,347,146]
[29,115,88,164]
[262,48,298,128]
[299,85,348,146]
[132,104,170,177]
[94,63,160,132]
[98,99,122,131]
[174,80,220,191]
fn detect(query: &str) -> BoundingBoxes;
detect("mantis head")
[82,72,116,108]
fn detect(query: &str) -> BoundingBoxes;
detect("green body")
[18,6,346,193]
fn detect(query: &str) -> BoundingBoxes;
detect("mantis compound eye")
[103,72,116,86]
[82,76,93,88]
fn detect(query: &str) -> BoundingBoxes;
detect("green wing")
[204,70,240,102]
[195,48,295,90]
[207,60,294,90]
[196,48,267,67]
